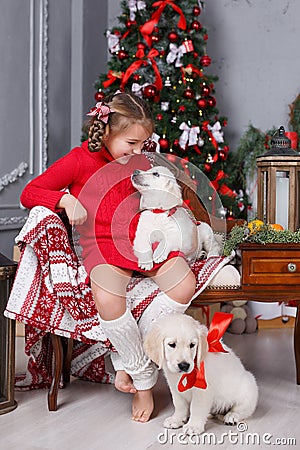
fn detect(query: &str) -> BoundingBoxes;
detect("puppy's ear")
[167,179,182,205]
[143,323,164,369]
[196,323,208,369]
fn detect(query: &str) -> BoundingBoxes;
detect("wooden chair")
[47,167,300,411]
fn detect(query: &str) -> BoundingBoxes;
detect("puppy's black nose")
[133,169,140,176]
[178,362,190,372]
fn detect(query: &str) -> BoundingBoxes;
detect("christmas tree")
[90,0,247,219]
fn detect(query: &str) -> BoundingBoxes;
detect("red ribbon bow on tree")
[202,121,218,150]
[120,48,163,91]
[210,170,237,198]
[140,0,186,47]
[177,312,234,392]
[102,70,124,89]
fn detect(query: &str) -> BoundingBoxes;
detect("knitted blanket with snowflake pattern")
[5,206,232,390]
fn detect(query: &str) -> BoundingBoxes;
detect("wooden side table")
[0,253,18,414]
[192,243,300,384]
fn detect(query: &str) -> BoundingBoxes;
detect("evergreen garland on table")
[224,222,300,257]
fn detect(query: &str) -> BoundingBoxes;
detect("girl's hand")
[57,194,87,226]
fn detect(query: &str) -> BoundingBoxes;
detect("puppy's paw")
[153,247,170,264]
[138,260,154,271]
[163,415,188,429]
[223,411,240,425]
[182,422,205,436]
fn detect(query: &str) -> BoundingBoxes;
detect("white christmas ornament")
[106,31,120,54]
[161,102,169,111]
[198,136,204,147]
[207,121,224,143]
[132,82,149,97]
[151,133,161,153]
[128,0,146,21]
[179,122,200,148]
[166,43,184,67]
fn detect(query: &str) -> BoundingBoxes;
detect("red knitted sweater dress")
[20,140,152,274]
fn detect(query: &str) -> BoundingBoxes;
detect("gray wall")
[203,0,300,150]
[0,0,107,259]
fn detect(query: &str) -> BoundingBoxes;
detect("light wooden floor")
[1,328,299,450]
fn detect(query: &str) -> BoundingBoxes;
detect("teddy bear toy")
[221,300,258,334]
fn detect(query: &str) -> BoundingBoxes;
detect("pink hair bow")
[87,102,113,123]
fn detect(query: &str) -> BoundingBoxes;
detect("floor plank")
[0,328,299,450]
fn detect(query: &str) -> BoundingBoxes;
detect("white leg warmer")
[138,292,191,339]
[99,309,158,391]
[110,351,124,372]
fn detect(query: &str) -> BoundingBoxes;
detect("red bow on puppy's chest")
[178,312,234,392]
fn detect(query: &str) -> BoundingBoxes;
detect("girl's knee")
[167,271,196,304]
[180,272,196,303]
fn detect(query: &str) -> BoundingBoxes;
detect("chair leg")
[63,338,74,383]
[294,303,300,384]
[48,334,63,411]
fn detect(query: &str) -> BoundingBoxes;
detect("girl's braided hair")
[88,92,154,152]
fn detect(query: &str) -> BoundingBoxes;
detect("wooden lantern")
[0,253,17,415]
[257,126,300,231]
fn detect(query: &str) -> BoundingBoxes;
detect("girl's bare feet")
[132,389,154,423]
[115,370,136,394]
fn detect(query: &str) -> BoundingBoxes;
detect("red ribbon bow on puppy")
[178,312,234,392]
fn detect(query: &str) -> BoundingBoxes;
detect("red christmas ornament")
[223,145,230,153]
[159,137,170,151]
[207,96,216,107]
[94,91,105,101]
[172,139,180,151]
[200,55,211,67]
[191,20,202,32]
[193,6,201,16]
[183,88,194,99]
[118,49,129,60]
[168,31,179,42]
[156,113,163,121]
[137,42,146,51]
[203,34,208,41]
[133,74,140,81]
[178,105,186,112]
[201,85,211,96]
[204,163,212,173]
[193,52,198,58]
[218,150,227,161]
[126,19,136,28]
[143,84,158,99]
[196,98,207,109]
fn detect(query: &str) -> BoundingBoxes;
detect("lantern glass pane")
[262,171,268,223]
[276,171,289,229]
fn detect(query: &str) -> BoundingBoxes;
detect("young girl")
[20,92,196,423]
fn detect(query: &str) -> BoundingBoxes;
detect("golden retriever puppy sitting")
[144,313,258,436]
[131,166,220,271]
